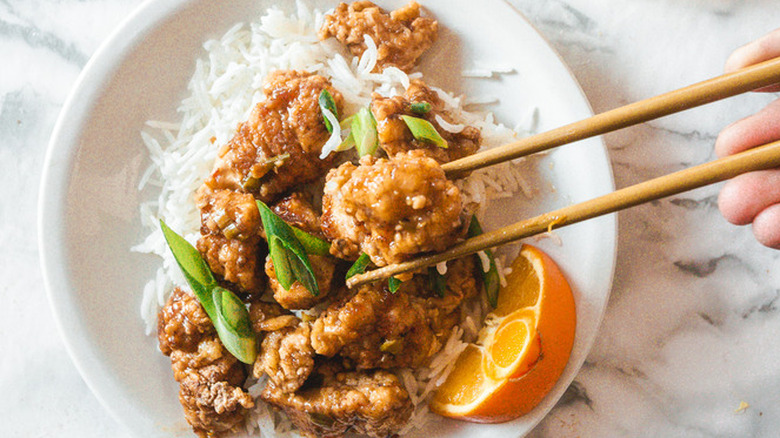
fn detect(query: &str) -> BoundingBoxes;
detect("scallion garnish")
[428,266,447,298]
[380,338,404,354]
[336,130,356,152]
[388,276,402,294]
[159,220,257,364]
[319,89,339,133]
[401,115,448,149]
[410,101,432,115]
[352,107,378,157]
[346,252,372,280]
[290,226,331,256]
[333,115,357,153]
[242,153,290,191]
[467,216,500,308]
[211,285,257,356]
[256,200,319,296]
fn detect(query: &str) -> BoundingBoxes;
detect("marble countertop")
[3,0,779,437]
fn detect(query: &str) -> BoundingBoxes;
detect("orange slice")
[430,244,576,423]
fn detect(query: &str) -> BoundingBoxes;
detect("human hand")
[715,28,780,249]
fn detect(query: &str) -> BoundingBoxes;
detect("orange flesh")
[430,244,576,423]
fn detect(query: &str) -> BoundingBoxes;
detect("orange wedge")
[430,244,576,423]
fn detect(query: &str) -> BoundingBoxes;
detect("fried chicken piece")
[158,287,215,355]
[310,284,384,358]
[319,1,438,72]
[371,80,481,163]
[204,70,344,202]
[248,299,299,333]
[309,282,436,369]
[321,150,464,266]
[266,192,336,309]
[310,257,479,369]
[336,286,438,369]
[271,192,324,238]
[261,364,412,438]
[254,320,316,394]
[417,256,481,335]
[195,188,263,294]
[266,254,336,310]
[157,288,253,437]
[176,353,253,438]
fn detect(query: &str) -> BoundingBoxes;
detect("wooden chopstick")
[347,139,780,288]
[442,56,780,179]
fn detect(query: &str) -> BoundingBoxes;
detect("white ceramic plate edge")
[38,1,189,435]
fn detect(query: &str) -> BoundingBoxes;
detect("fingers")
[725,27,780,92]
[716,28,780,249]
[752,204,780,249]
[718,169,780,225]
[715,98,780,158]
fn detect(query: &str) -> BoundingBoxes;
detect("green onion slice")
[159,220,257,364]
[468,216,500,308]
[346,252,372,280]
[339,115,354,130]
[319,89,339,133]
[211,286,257,363]
[428,266,447,298]
[400,115,448,149]
[380,338,404,354]
[352,107,378,157]
[410,101,432,115]
[335,115,355,152]
[388,276,402,294]
[291,226,331,256]
[336,130,356,152]
[242,153,290,191]
[257,200,319,296]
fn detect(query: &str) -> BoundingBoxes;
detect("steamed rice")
[133,3,539,436]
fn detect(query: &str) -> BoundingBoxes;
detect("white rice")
[434,114,465,134]
[133,4,538,436]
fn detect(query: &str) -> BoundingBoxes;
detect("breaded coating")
[254,320,315,394]
[248,299,299,333]
[309,257,478,370]
[271,192,325,238]
[204,71,344,202]
[195,188,263,294]
[319,1,437,72]
[157,288,254,437]
[371,80,481,163]
[266,254,336,310]
[321,150,464,266]
[261,364,413,438]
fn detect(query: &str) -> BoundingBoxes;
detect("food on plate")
[158,288,255,436]
[136,1,576,437]
[319,1,438,72]
[371,80,481,163]
[261,362,414,437]
[202,70,344,203]
[195,188,264,294]
[321,150,465,267]
[430,244,576,422]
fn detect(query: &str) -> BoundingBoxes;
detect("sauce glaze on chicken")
[156,2,484,437]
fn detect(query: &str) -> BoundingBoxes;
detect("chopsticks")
[347,139,780,288]
[345,56,780,288]
[442,56,780,179]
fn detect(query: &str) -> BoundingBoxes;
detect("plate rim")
[38,0,192,433]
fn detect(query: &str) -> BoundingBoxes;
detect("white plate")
[39,0,616,437]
